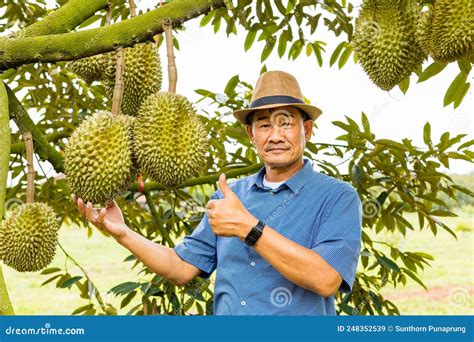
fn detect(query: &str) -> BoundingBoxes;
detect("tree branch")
[10,131,71,155]
[130,163,264,192]
[6,85,64,172]
[13,0,109,38]
[0,0,225,70]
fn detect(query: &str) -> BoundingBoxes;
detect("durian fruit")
[133,92,208,188]
[353,0,426,91]
[0,203,59,272]
[68,54,108,84]
[64,111,136,205]
[416,8,433,56]
[430,0,473,62]
[103,43,162,116]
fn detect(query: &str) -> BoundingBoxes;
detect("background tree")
[0,0,472,315]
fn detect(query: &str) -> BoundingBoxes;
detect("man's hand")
[206,174,258,239]
[73,194,130,242]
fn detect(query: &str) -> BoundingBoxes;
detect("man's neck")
[264,159,305,182]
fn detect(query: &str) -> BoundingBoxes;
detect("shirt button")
[241,301,246,306]
[250,261,256,267]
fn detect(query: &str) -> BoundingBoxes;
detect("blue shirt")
[174,158,362,315]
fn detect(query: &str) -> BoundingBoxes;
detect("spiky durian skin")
[0,203,59,272]
[353,0,426,91]
[416,9,433,56]
[103,43,162,117]
[64,111,135,205]
[68,54,107,84]
[430,0,473,62]
[133,92,209,188]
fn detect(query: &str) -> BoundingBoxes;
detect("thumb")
[218,173,233,198]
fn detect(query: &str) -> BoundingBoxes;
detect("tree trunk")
[0,81,14,315]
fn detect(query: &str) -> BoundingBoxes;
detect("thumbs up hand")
[206,173,258,239]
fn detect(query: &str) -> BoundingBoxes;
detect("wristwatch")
[244,220,266,246]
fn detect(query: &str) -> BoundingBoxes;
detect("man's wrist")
[240,215,259,240]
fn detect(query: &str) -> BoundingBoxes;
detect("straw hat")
[233,70,322,124]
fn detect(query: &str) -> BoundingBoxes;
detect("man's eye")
[260,124,270,128]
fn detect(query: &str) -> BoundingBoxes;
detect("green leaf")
[109,282,141,296]
[398,77,410,94]
[72,304,94,315]
[376,255,400,272]
[200,11,215,27]
[244,30,257,52]
[59,276,83,288]
[444,71,468,107]
[330,42,345,67]
[224,75,239,95]
[40,267,61,275]
[417,61,447,83]
[338,44,353,69]
[423,122,432,147]
[261,38,276,62]
[277,31,289,58]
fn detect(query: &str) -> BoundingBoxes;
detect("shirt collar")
[248,158,314,194]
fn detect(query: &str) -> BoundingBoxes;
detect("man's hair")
[246,108,310,125]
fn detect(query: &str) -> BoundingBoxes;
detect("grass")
[2,209,473,315]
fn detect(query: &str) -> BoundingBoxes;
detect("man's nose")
[268,125,285,143]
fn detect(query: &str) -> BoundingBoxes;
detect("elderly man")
[74,70,362,315]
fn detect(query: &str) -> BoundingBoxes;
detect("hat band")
[249,95,304,109]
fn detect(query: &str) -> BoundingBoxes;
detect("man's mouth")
[266,147,289,153]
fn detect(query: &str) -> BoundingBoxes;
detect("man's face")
[245,106,313,168]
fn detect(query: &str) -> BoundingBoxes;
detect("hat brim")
[233,103,322,124]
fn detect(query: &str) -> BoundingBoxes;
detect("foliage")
[0,0,472,316]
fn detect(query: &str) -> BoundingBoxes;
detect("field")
[2,209,473,315]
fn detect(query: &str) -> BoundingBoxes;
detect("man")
[74,70,362,315]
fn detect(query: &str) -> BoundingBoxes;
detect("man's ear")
[304,120,313,141]
[245,125,254,142]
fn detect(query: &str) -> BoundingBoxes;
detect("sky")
[6,0,474,175]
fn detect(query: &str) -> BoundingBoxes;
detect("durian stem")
[57,242,108,314]
[163,18,177,93]
[23,132,35,204]
[106,1,113,25]
[6,85,64,172]
[129,0,136,17]
[0,0,226,70]
[144,191,175,247]
[0,81,15,316]
[111,48,125,116]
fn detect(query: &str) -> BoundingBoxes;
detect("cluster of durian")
[353,0,473,91]
[65,45,208,206]
[0,203,60,272]
[416,0,473,63]
[67,43,162,116]
[353,0,425,91]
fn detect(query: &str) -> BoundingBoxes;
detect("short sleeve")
[311,185,362,293]
[174,193,219,279]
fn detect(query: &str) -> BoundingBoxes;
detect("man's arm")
[116,228,202,286]
[251,226,342,297]
[75,196,201,286]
